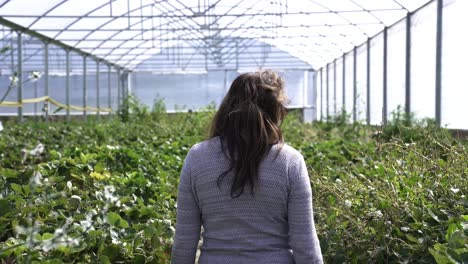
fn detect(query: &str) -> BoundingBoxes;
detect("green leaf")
[406,234,420,244]
[447,248,464,264]
[101,244,121,261]
[107,212,129,228]
[99,256,111,264]
[430,247,452,264]
[0,199,12,216]
[427,208,440,223]
[10,183,23,195]
[42,233,54,240]
[0,168,19,178]
[446,223,459,241]
[448,231,466,250]
[143,225,156,238]
[107,212,120,226]
[22,185,31,196]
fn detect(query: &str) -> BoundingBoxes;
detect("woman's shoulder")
[272,142,304,160]
[186,137,222,159]
[190,137,220,151]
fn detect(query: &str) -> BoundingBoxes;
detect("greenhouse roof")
[0,0,432,70]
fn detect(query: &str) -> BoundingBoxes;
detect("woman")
[171,70,323,264]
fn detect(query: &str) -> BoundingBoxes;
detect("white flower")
[427,189,434,196]
[30,171,43,186]
[77,214,94,231]
[367,210,383,218]
[0,121,3,132]
[54,228,64,236]
[66,181,73,190]
[344,200,352,208]
[70,195,81,202]
[335,178,343,184]
[401,227,410,232]
[106,145,120,150]
[29,143,45,156]
[450,188,460,194]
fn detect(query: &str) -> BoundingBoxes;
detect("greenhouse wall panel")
[356,45,367,122]
[387,19,406,119]
[369,33,384,125]
[335,57,344,115]
[441,0,468,129]
[344,52,354,121]
[410,1,437,121]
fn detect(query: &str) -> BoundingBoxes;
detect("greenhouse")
[0,0,466,263]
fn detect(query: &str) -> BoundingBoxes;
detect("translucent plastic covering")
[0,0,432,70]
[315,0,468,129]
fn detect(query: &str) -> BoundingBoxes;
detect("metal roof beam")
[0,17,123,70]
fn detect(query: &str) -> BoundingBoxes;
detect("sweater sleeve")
[171,148,201,264]
[288,155,323,264]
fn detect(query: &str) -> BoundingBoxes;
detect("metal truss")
[0,0,433,71]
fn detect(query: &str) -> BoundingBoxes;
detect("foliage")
[0,106,466,263]
[380,106,453,144]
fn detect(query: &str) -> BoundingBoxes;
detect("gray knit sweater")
[171,137,323,264]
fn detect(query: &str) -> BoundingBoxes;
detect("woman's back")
[171,70,322,264]
[171,137,323,263]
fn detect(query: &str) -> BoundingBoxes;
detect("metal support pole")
[122,71,127,101]
[117,68,121,111]
[383,27,388,125]
[333,59,337,116]
[10,34,14,80]
[342,54,346,112]
[320,69,323,121]
[353,46,357,123]
[34,81,38,118]
[123,71,129,111]
[405,13,412,116]
[366,38,371,125]
[17,32,23,122]
[121,71,126,103]
[96,60,100,119]
[108,64,111,113]
[44,42,49,122]
[83,56,87,120]
[435,0,443,126]
[326,64,329,119]
[66,49,70,122]
[312,69,317,121]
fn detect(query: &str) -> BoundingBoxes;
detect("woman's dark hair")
[209,70,287,198]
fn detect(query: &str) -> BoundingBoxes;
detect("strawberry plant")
[0,107,466,263]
